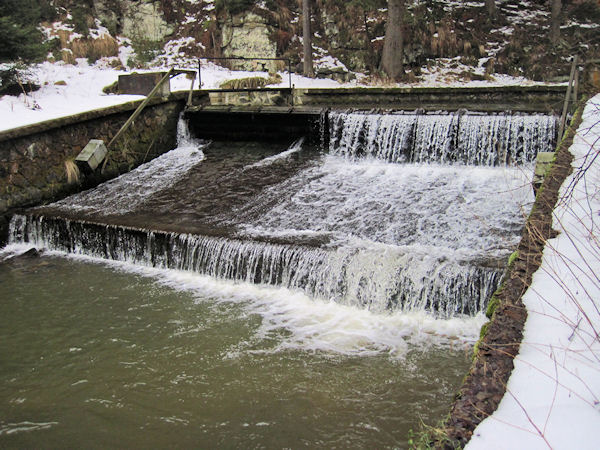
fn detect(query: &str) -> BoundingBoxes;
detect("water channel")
[0,110,555,447]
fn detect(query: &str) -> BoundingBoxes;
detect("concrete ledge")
[188,84,566,112]
[293,85,567,112]
[186,105,325,115]
[299,85,567,95]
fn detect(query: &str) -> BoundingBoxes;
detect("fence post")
[558,55,578,140]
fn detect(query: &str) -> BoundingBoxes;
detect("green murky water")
[0,252,472,448]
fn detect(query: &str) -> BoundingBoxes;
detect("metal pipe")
[107,68,173,150]
[101,68,174,172]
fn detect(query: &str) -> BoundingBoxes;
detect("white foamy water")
[238,156,533,256]
[8,215,500,316]
[50,117,206,215]
[243,137,305,169]
[0,421,60,436]
[0,244,485,357]
[6,111,553,329]
[329,111,557,165]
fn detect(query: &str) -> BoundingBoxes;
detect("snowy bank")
[0,61,348,132]
[467,95,600,449]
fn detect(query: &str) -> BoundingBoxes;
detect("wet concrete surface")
[34,140,320,240]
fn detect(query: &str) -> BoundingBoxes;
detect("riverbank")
[441,94,600,449]
[465,94,600,449]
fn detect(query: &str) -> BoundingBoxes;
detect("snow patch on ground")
[0,60,358,131]
[0,61,144,131]
[466,95,600,449]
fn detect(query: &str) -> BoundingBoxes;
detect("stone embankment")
[0,93,188,244]
[441,102,584,448]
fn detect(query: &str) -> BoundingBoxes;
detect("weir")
[329,111,556,165]
[7,110,556,318]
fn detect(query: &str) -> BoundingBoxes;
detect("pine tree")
[0,0,54,94]
[0,0,48,63]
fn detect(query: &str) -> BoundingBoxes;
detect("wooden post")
[558,55,578,140]
[573,68,579,104]
[102,68,174,172]
[187,77,195,107]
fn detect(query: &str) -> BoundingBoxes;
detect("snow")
[0,59,359,132]
[0,61,145,131]
[1,57,565,133]
[466,95,600,449]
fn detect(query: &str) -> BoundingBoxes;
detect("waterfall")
[9,214,500,317]
[328,111,557,165]
[48,116,206,216]
[5,110,553,319]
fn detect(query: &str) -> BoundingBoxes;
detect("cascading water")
[7,111,555,318]
[9,214,499,316]
[49,113,207,216]
[329,111,556,165]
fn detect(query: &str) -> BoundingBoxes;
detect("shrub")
[128,37,163,68]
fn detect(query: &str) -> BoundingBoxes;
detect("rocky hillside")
[31,0,600,84]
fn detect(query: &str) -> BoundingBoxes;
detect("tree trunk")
[551,0,561,45]
[485,0,496,20]
[380,0,404,80]
[302,0,314,78]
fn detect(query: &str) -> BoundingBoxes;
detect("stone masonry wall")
[0,97,186,244]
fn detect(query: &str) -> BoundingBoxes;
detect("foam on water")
[8,215,501,316]
[237,156,533,255]
[0,421,60,436]
[4,111,554,336]
[243,137,305,169]
[0,243,485,358]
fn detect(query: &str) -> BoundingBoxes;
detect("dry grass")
[64,159,80,184]
[219,73,282,89]
[430,23,460,57]
[49,27,119,64]
[61,49,76,65]
[70,35,119,61]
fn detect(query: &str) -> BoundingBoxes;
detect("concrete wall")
[196,85,566,112]
[294,85,567,112]
[185,107,322,143]
[0,94,187,245]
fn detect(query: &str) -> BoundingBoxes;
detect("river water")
[0,110,555,447]
[0,249,476,448]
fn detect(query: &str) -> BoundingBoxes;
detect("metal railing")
[198,57,293,90]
